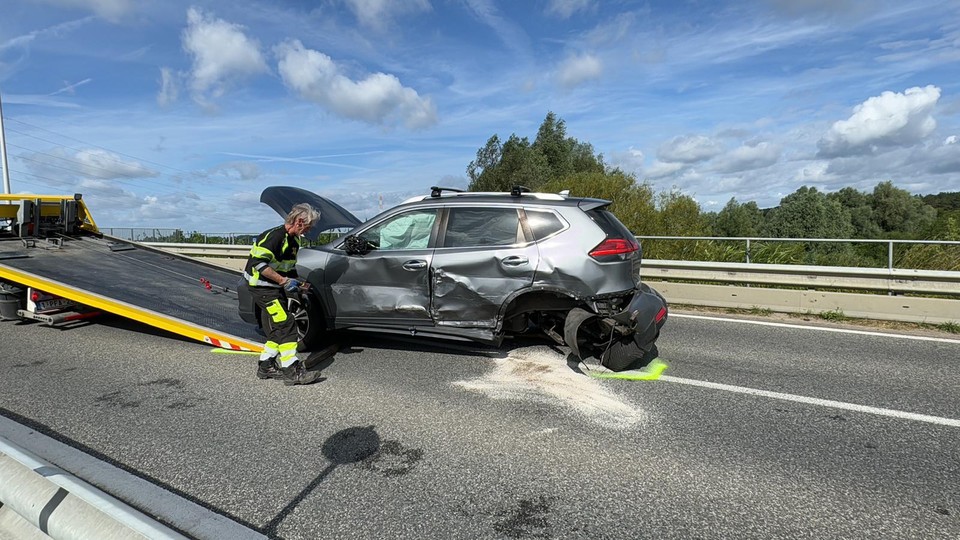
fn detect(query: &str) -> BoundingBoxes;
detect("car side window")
[443,207,521,248]
[359,209,437,250]
[524,209,565,240]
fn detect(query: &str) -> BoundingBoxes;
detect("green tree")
[540,170,656,235]
[827,186,882,238]
[656,189,709,237]
[467,134,548,191]
[466,135,502,186]
[764,186,854,239]
[712,197,763,237]
[871,180,936,237]
[531,111,605,181]
[467,112,604,192]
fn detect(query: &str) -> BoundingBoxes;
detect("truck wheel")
[0,281,26,321]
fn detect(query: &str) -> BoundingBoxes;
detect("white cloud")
[181,8,269,106]
[713,141,781,173]
[556,53,603,88]
[209,162,262,181]
[792,160,831,184]
[657,135,723,163]
[343,0,431,29]
[74,149,158,179]
[817,85,941,157]
[610,146,644,172]
[22,148,158,183]
[157,67,179,106]
[137,192,202,221]
[546,0,594,19]
[927,141,960,174]
[30,0,132,22]
[945,135,958,145]
[643,161,686,179]
[274,39,437,129]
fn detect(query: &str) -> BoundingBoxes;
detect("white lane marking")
[660,375,960,428]
[671,313,960,344]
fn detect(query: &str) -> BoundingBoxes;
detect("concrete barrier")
[0,414,267,540]
[0,436,188,540]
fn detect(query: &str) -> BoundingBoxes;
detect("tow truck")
[0,193,263,352]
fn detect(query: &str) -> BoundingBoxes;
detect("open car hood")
[260,186,362,241]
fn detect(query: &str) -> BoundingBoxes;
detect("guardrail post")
[746,239,751,264]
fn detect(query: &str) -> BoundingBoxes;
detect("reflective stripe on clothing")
[260,340,279,362]
[243,272,281,288]
[245,226,303,286]
[248,285,300,367]
[277,342,299,368]
[266,299,288,323]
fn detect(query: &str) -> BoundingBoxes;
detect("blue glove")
[283,278,300,292]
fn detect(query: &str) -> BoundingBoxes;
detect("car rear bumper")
[617,283,668,351]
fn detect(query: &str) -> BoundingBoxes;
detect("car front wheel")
[286,293,325,351]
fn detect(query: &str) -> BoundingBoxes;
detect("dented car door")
[324,209,438,326]
[431,206,538,328]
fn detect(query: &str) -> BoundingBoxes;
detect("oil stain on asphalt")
[94,377,207,410]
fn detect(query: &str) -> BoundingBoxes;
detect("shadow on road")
[263,425,382,539]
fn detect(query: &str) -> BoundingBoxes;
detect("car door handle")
[500,256,529,267]
[403,260,427,270]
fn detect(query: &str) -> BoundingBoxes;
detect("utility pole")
[0,88,11,195]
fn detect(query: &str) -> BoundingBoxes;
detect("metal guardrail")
[142,241,960,324]
[104,229,257,244]
[637,235,960,271]
[143,242,960,296]
[643,259,960,296]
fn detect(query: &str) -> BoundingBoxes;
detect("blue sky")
[1,0,959,233]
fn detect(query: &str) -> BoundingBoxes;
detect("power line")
[4,141,150,180]
[1,116,273,228]
[4,117,192,176]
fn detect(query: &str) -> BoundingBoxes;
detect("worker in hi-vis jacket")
[243,203,322,385]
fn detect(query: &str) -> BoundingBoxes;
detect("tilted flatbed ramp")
[0,234,264,352]
[0,193,262,351]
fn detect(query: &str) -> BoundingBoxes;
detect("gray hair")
[285,203,321,227]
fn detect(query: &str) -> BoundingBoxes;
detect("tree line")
[466,112,960,270]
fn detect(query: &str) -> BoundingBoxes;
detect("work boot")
[281,360,322,386]
[256,359,283,380]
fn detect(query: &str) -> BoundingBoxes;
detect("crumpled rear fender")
[613,282,668,351]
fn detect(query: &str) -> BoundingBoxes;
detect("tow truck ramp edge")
[0,193,264,352]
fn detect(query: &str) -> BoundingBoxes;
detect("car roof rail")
[510,185,531,197]
[430,186,465,198]
[409,188,567,203]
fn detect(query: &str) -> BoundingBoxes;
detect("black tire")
[289,294,325,352]
[563,307,599,360]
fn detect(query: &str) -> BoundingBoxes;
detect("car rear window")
[586,207,635,239]
[524,209,565,240]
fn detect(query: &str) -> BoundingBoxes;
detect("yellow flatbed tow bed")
[0,194,263,352]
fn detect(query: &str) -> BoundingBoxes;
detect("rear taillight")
[589,237,639,259]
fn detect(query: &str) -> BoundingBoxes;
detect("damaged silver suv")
[238,186,667,370]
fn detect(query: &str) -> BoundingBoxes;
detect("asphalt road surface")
[1,310,959,539]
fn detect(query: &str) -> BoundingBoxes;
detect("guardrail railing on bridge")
[141,239,960,326]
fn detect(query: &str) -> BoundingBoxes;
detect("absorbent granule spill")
[453,346,647,428]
